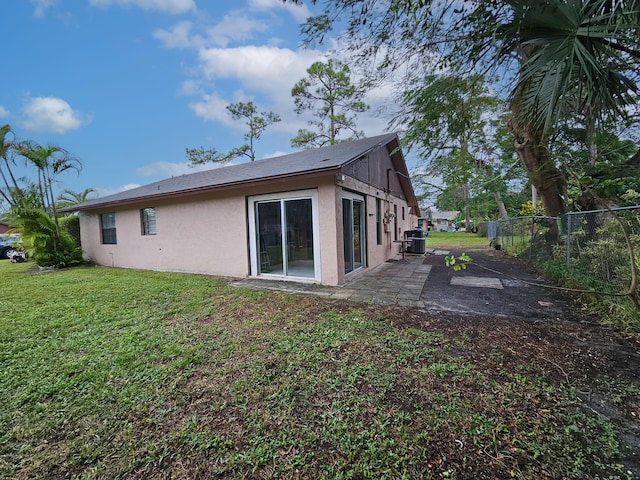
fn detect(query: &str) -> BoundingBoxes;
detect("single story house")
[69,133,420,286]
[420,209,460,232]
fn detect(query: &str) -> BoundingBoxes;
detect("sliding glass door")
[343,192,366,274]
[249,190,319,281]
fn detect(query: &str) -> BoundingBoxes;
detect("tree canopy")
[291,58,368,149]
[285,0,640,217]
[187,101,281,165]
[394,74,524,222]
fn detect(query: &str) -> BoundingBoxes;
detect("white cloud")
[248,0,311,23]
[193,45,326,133]
[179,79,203,96]
[30,0,56,18]
[186,43,392,138]
[89,0,195,14]
[155,13,270,50]
[205,11,269,48]
[188,92,231,123]
[358,81,398,135]
[197,45,321,96]
[154,10,389,139]
[0,106,9,118]
[20,96,90,134]
[153,10,330,137]
[135,161,214,177]
[154,21,201,49]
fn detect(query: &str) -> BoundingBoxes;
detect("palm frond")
[510,0,640,133]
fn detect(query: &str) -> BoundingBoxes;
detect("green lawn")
[426,231,491,250]
[0,262,627,479]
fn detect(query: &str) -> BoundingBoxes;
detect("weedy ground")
[1,261,638,479]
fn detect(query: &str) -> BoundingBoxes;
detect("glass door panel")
[257,201,283,275]
[353,200,363,270]
[343,199,354,274]
[284,198,314,278]
[343,196,365,274]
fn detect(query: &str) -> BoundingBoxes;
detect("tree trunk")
[2,157,22,199]
[493,191,509,221]
[509,85,567,219]
[462,182,471,232]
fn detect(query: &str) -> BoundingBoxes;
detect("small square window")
[141,207,157,235]
[101,213,117,244]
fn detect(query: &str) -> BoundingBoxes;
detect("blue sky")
[1,0,394,199]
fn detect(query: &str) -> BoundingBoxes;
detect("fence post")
[529,216,535,261]
[566,213,571,267]
[487,221,497,242]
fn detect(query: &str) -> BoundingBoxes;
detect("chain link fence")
[488,206,640,330]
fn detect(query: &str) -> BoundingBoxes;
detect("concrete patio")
[232,247,573,321]
[231,253,435,307]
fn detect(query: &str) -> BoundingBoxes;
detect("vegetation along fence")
[488,206,640,331]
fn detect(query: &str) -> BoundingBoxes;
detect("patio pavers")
[232,254,430,307]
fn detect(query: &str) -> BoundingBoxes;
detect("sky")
[1,0,397,199]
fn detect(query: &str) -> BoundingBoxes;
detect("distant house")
[69,134,420,286]
[420,209,460,233]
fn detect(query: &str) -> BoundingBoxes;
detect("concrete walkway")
[233,247,576,320]
[231,253,434,307]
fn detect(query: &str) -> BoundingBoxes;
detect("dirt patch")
[366,292,640,477]
[420,248,638,476]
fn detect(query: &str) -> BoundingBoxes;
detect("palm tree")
[502,0,640,218]
[4,206,82,267]
[57,188,97,210]
[18,142,81,240]
[0,124,23,208]
[508,0,640,136]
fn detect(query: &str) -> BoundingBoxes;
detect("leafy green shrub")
[541,216,640,332]
[60,215,81,246]
[5,208,83,268]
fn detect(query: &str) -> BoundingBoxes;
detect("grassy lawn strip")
[0,262,625,479]
[426,231,491,251]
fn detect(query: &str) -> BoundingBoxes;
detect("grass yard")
[425,231,491,251]
[0,261,634,479]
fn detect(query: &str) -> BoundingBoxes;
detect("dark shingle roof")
[70,134,400,211]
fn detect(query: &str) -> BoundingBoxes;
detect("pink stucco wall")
[80,192,250,276]
[336,175,415,285]
[79,174,414,286]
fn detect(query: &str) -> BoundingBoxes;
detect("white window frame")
[341,190,367,274]
[100,212,117,245]
[141,207,157,236]
[247,189,321,282]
